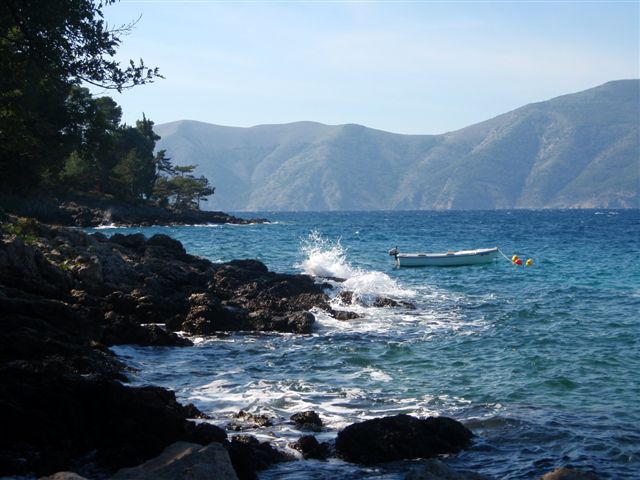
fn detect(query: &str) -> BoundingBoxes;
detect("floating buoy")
[526,258,534,266]
[511,255,519,263]
[515,258,523,266]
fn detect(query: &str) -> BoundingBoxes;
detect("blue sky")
[99,1,639,134]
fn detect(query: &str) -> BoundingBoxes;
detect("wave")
[296,231,415,300]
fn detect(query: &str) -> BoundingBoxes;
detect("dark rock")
[373,297,417,309]
[110,441,238,480]
[540,467,599,480]
[0,215,334,477]
[290,435,330,460]
[101,316,192,347]
[185,422,226,445]
[331,309,361,321]
[110,233,147,250]
[232,410,273,427]
[290,411,323,431]
[146,234,187,256]
[335,414,473,465]
[226,435,292,480]
[338,291,355,304]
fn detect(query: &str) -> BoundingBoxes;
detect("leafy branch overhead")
[0,0,163,192]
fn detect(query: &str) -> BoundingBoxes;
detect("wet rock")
[290,411,323,431]
[540,467,599,480]
[227,410,273,430]
[290,435,330,460]
[337,291,355,304]
[111,441,238,480]
[373,297,417,309]
[226,435,292,480]
[335,414,473,465]
[1,216,333,476]
[331,309,361,321]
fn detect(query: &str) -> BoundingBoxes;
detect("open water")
[101,210,640,479]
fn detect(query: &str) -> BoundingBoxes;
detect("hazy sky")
[99,1,639,135]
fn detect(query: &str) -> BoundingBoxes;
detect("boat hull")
[395,247,498,267]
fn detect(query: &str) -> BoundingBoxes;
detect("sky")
[98,0,640,135]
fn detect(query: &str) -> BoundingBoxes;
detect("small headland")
[0,212,332,478]
[0,194,267,227]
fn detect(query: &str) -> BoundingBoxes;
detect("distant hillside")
[155,80,639,211]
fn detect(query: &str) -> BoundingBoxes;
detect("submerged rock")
[335,414,473,465]
[540,467,599,480]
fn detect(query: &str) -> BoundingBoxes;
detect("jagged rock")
[335,414,473,465]
[337,291,355,304]
[226,435,292,480]
[331,309,361,321]
[290,435,330,460]
[146,234,187,256]
[1,216,333,477]
[290,411,323,431]
[110,441,238,480]
[540,467,599,480]
[372,297,417,309]
[232,410,273,427]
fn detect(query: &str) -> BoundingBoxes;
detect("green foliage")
[0,0,161,192]
[153,165,215,210]
[2,217,39,244]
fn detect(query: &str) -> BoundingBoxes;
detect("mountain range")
[155,79,639,211]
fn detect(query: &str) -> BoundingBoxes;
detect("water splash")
[297,230,353,279]
[297,231,414,299]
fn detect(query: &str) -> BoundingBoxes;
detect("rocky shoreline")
[0,195,267,227]
[0,213,599,480]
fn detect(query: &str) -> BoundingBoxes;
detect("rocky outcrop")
[2,195,267,227]
[226,435,293,480]
[0,216,335,478]
[290,411,323,431]
[290,435,331,460]
[111,441,238,480]
[335,414,473,465]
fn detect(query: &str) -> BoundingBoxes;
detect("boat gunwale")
[396,247,498,260]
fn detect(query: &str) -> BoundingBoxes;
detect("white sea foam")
[297,231,415,299]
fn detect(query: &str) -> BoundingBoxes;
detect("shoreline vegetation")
[0,194,268,228]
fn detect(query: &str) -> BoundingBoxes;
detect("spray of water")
[296,231,415,299]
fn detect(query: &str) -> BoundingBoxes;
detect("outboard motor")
[388,246,399,258]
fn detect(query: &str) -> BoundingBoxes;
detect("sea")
[98,210,639,479]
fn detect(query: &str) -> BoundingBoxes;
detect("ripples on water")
[106,210,640,479]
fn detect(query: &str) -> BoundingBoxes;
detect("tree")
[152,165,215,210]
[0,0,161,192]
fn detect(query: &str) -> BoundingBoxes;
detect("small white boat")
[388,246,499,267]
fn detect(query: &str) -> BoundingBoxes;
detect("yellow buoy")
[526,259,534,267]
[511,255,519,263]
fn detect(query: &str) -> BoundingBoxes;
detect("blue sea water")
[102,210,640,479]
